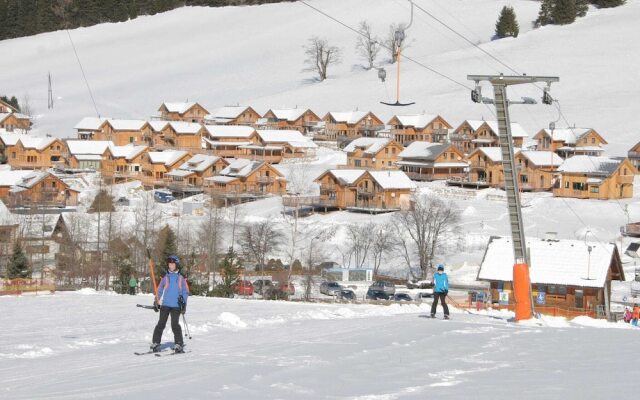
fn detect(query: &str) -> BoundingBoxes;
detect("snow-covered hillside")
[1,0,638,154]
[1,291,639,399]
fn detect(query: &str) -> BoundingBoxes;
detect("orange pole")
[513,262,533,321]
[148,253,159,303]
[396,48,401,103]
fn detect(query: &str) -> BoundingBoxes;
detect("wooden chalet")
[478,235,625,318]
[157,102,209,123]
[450,120,528,153]
[6,136,67,170]
[140,150,192,188]
[466,147,505,187]
[314,169,415,212]
[0,170,78,208]
[252,130,318,162]
[205,106,261,126]
[628,141,640,170]
[0,201,19,275]
[0,99,18,114]
[204,158,287,198]
[321,111,385,141]
[260,108,321,133]
[343,137,403,170]
[0,112,32,132]
[149,121,204,151]
[75,118,150,146]
[0,132,25,164]
[515,151,564,191]
[397,142,467,181]
[166,154,229,192]
[17,213,72,276]
[65,140,112,170]
[533,127,607,158]
[203,125,259,158]
[103,144,148,182]
[554,156,636,200]
[387,114,452,145]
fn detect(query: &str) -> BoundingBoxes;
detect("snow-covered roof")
[168,121,203,135]
[0,170,35,186]
[369,170,416,190]
[109,144,148,160]
[66,140,111,155]
[204,125,256,138]
[320,169,366,185]
[160,102,200,114]
[326,111,370,124]
[203,138,253,147]
[147,150,189,166]
[17,136,58,150]
[0,133,26,146]
[519,151,563,167]
[398,142,450,161]
[206,106,252,121]
[0,112,31,123]
[538,128,593,145]
[557,156,622,176]
[343,137,392,155]
[107,119,148,131]
[267,108,309,122]
[8,171,51,190]
[74,117,109,131]
[207,176,239,184]
[392,114,440,129]
[166,169,195,178]
[478,236,620,288]
[18,214,62,239]
[464,120,527,137]
[74,154,103,161]
[256,130,318,149]
[176,154,222,172]
[470,147,503,163]
[218,158,264,178]
[149,121,169,132]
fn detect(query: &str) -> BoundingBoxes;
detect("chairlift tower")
[468,74,559,318]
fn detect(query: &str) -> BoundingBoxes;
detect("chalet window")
[354,160,361,167]
[565,181,569,189]
[51,181,57,188]
[591,138,595,144]
[11,152,16,159]
[265,170,270,177]
[572,182,586,191]
[129,137,134,143]
[590,186,599,193]
[520,175,529,184]
[385,148,389,155]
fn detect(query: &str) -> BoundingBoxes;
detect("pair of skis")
[134,348,190,357]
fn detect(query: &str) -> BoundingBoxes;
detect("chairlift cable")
[298,0,472,91]
[65,28,100,118]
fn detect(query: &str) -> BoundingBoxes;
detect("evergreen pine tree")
[7,242,30,279]
[592,0,625,7]
[576,0,589,17]
[156,224,178,277]
[553,0,577,25]
[495,6,519,38]
[216,247,240,297]
[536,0,555,26]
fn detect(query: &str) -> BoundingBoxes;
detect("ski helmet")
[167,255,180,266]
[437,264,445,271]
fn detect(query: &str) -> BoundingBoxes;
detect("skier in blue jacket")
[431,264,449,319]
[151,255,189,353]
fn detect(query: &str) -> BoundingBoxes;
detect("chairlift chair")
[380,1,415,107]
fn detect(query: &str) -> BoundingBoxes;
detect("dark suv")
[253,279,273,295]
[366,287,390,300]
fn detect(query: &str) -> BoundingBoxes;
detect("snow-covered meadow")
[1,291,639,399]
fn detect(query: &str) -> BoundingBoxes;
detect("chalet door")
[575,290,584,309]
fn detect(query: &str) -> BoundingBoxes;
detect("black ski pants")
[152,307,183,346]
[431,292,449,316]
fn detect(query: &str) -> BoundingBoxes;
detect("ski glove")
[178,296,186,315]
[153,300,160,312]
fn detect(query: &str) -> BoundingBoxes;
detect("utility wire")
[298,0,473,91]
[66,29,100,118]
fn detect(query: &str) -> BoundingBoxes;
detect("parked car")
[368,280,396,296]
[392,293,413,302]
[278,282,295,295]
[253,279,273,294]
[337,289,357,301]
[154,190,174,203]
[234,280,254,296]
[406,279,434,289]
[416,290,434,299]
[366,288,390,300]
[319,281,343,296]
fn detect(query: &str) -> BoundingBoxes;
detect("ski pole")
[182,313,192,340]
[136,304,156,310]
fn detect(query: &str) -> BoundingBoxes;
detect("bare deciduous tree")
[198,201,225,288]
[370,225,394,277]
[355,21,381,70]
[393,195,460,279]
[303,36,342,81]
[345,223,374,268]
[239,219,284,280]
[385,23,408,63]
